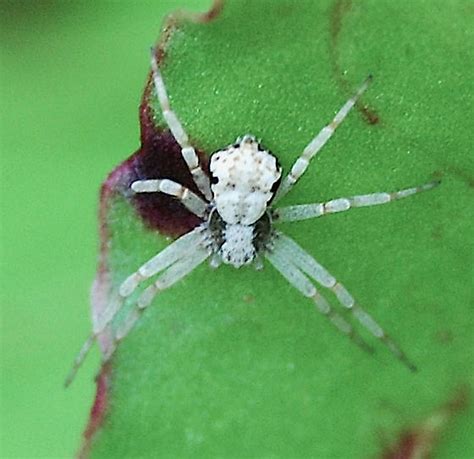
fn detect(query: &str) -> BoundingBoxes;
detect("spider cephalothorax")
[209,135,281,225]
[65,48,440,387]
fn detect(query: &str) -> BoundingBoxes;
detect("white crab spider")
[65,48,440,387]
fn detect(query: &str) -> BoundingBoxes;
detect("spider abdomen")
[219,223,256,268]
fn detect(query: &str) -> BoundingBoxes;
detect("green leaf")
[84,0,473,457]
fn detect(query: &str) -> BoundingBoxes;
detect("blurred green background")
[1,1,210,457]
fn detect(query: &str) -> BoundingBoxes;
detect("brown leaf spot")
[380,387,469,459]
[329,0,380,125]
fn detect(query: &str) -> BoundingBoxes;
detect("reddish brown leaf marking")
[381,387,469,459]
[97,76,208,240]
[78,365,111,459]
[79,2,225,455]
[201,0,224,22]
[446,164,474,188]
[133,78,208,237]
[329,0,380,125]
[155,0,225,64]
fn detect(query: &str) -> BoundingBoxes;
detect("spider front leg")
[150,48,212,201]
[275,180,440,222]
[269,232,417,371]
[132,178,209,218]
[275,75,372,203]
[64,227,208,387]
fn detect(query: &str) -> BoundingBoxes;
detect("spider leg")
[64,227,207,387]
[265,248,374,355]
[132,178,209,218]
[275,75,372,203]
[275,180,440,222]
[118,226,206,299]
[150,48,212,201]
[271,232,417,371]
[103,244,210,362]
[209,253,222,268]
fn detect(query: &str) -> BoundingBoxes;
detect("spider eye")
[210,175,219,185]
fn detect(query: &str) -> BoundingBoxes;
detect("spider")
[65,48,440,387]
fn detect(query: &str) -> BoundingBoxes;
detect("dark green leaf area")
[90,0,473,457]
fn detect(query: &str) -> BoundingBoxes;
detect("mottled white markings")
[210,135,281,225]
[220,224,256,268]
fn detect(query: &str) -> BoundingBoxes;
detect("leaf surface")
[84,1,473,457]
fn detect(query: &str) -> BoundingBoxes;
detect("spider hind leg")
[266,247,375,357]
[268,232,417,371]
[64,227,209,387]
[103,244,210,362]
